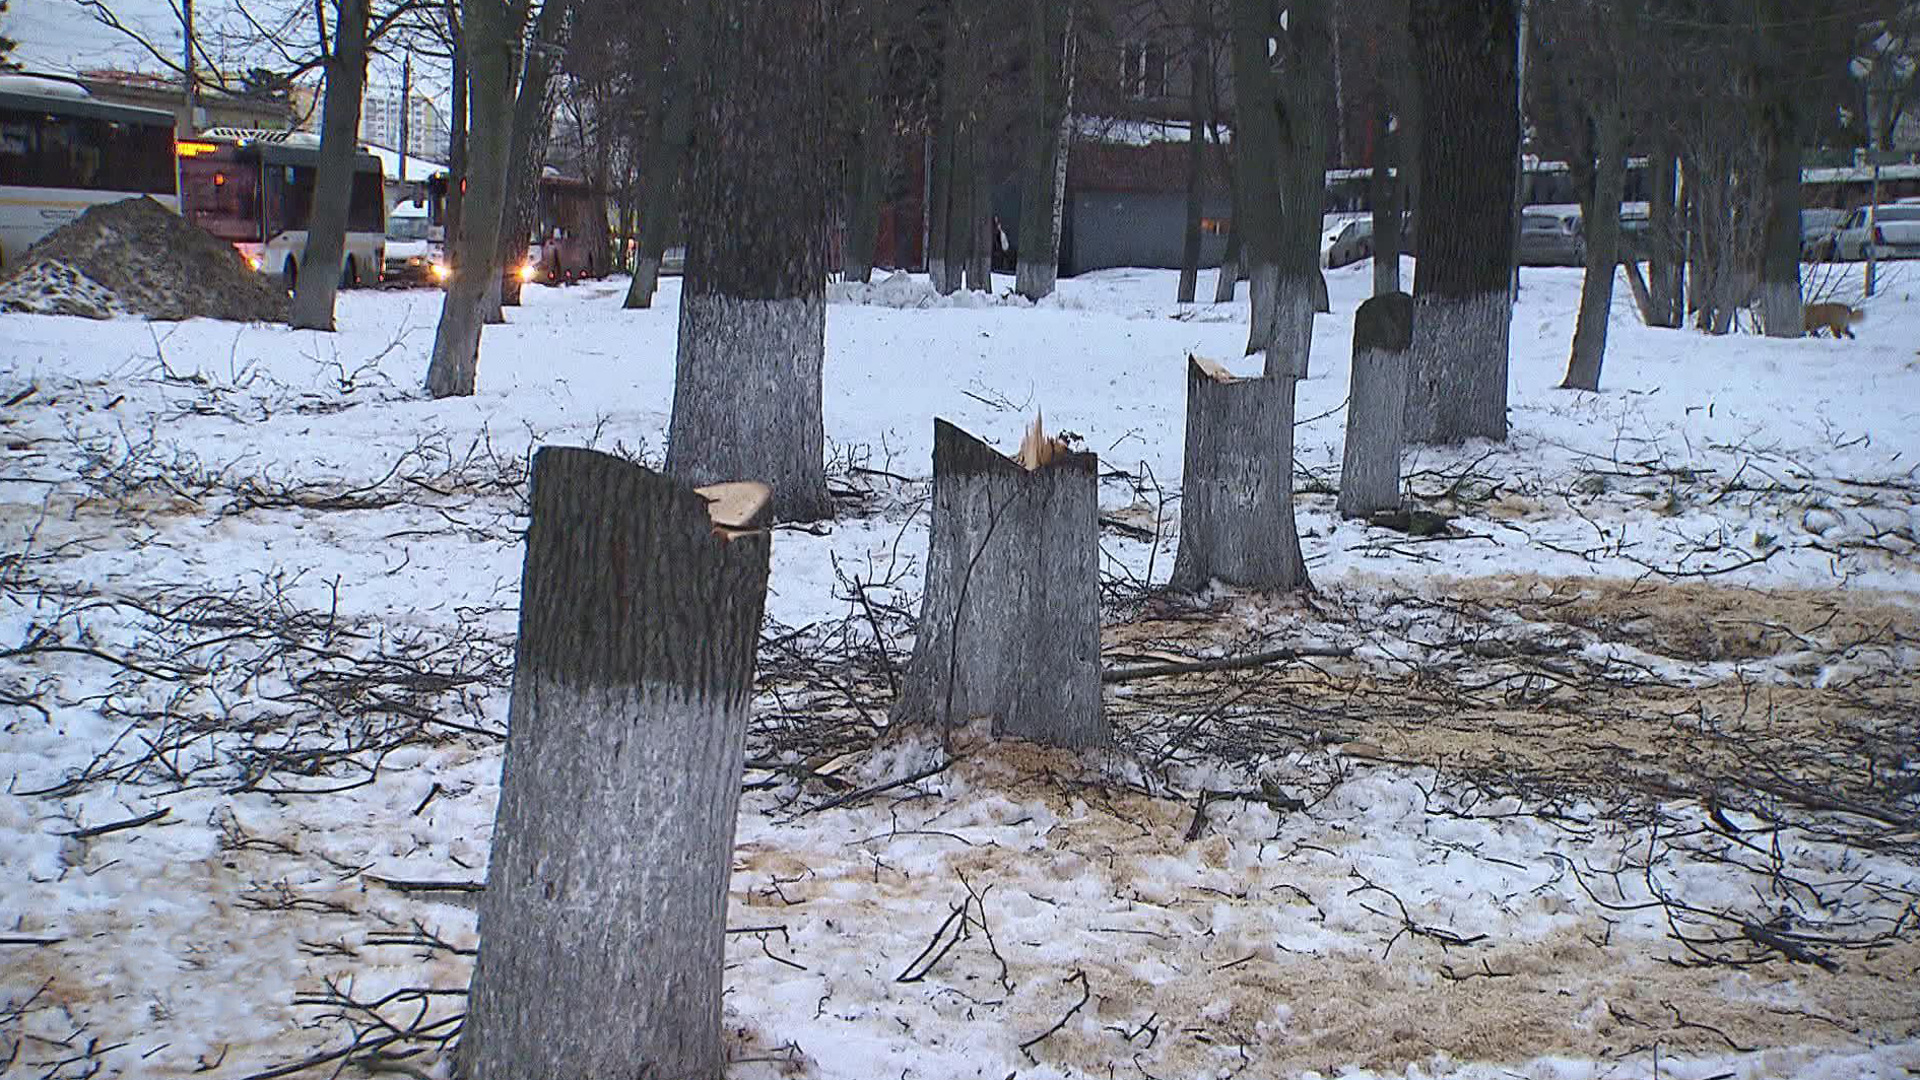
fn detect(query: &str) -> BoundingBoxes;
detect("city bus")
[421,169,609,285]
[176,128,386,288]
[0,74,178,270]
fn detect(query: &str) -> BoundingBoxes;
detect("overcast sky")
[4,0,453,105]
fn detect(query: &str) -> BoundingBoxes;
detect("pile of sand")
[0,196,289,322]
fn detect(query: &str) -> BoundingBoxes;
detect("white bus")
[176,128,386,288]
[0,75,179,270]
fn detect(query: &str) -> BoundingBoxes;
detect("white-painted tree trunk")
[1339,292,1412,518]
[458,448,771,1080]
[1169,357,1310,592]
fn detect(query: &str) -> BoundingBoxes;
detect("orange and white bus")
[0,75,178,270]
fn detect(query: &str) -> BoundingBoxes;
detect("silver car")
[1321,217,1375,268]
[1832,204,1920,261]
[1516,208,1585,266]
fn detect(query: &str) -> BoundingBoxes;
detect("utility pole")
[400,51,412,183]
[182,0,197,134]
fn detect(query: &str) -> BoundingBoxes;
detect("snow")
[1,262,1918,1078]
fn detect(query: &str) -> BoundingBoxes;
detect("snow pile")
[829,270,1029,309]
[0,196,289,322]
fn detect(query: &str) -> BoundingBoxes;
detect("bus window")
[179,155,263,242]
[350,168,384,233]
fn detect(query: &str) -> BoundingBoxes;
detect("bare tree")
[1015,0,1075,299]
[491,0,572,316]
[424,0,531,397]
[288,0,371,331]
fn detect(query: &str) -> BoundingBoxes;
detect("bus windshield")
[387,214,429,241]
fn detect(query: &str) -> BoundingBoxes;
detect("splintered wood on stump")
[892,420,1107,750]
[1168,355,1310,593]
[1339,292,1413,519]
[456,448,772,1080]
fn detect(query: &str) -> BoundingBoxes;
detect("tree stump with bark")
[456,448,772,1080]
[1169,355,1310,592]
[892,419,1106,750]
[1339,293,1413,519]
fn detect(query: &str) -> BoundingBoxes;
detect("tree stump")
[892,419,1106,750]
[1339,292,1413,519]
[457,448,772,1080]
[1168,355,1310,592]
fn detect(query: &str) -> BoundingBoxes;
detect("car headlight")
[246,254,262,271]
[518,263,537,283]
[430,263,450,282]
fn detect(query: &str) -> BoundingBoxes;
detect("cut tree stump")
[892,419,1107,750]
[1338,291,1413,519]
[1168,354,1309,592]
[457,447,772,1080]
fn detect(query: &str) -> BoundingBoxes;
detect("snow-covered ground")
[2,262,1917,1079]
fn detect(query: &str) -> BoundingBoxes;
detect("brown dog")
[1803,302,1866,339]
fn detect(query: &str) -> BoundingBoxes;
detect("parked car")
[1321,216,1374,268]
[1800,208,1848,261]
[1832,204,1920,261]
[1516,207,1585,266]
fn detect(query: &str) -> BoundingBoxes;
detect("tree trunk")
[456,448,771,1080]
[892,420,1107,750]
[625,0,700,309]
[1178,0,1211,305]
[1403,0,1518,444]
[1272,0,1332,378]
[1756,96,1802,338]
[1370,105,1402,296]
[1645,146,1681,328]
[445,0,467,255]
[666,0,831,524]
[1228,0,1284,365]
[425,0,527,398]
[966,138,991,292]
[288,0,369,332]
[1212,133,1242,304]
[842,17,887,286]
[1015,0,1072,300]
[1169,357,1310,592]
[1563,111,1625,391]
[494,0,571,313]
[1338,292,1412,518]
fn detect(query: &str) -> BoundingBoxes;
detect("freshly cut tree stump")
[892,419,1107,750]
[457,447,772,1080]
[1168,355,1309,592]
[1339,292,1414,519]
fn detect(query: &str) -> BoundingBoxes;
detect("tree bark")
[1563,111,1625,391]
[1228,0,1285,366]
[426,0,528,397]
[1177,26,1207,305]
[456,448,771,1080]
[1015,0,1072,300]
[444,0,467,255]
[892,420,1107,750]
[1339,292,1412,518]
[1212,131,1242,304]
[1645,146,1682,328]
[1756,88,1802,337]
[841,13,887,286]
[1370,105,1402,296]
[1169,357,1310,592]
[1273,0,1332,377]
[288,0,369,332]
[965,137,991,292]
[667,0,831,524]
[625,0,701,309]
[494,0,571,313]
[1402,0,1518,444]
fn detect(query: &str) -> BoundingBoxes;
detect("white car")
[1321,217,1375,268]
[1832,204,1920,261]
[382,201,446,284]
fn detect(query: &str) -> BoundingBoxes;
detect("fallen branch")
[1103,644,1352,683]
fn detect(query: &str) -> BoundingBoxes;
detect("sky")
[3,0,453,107]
